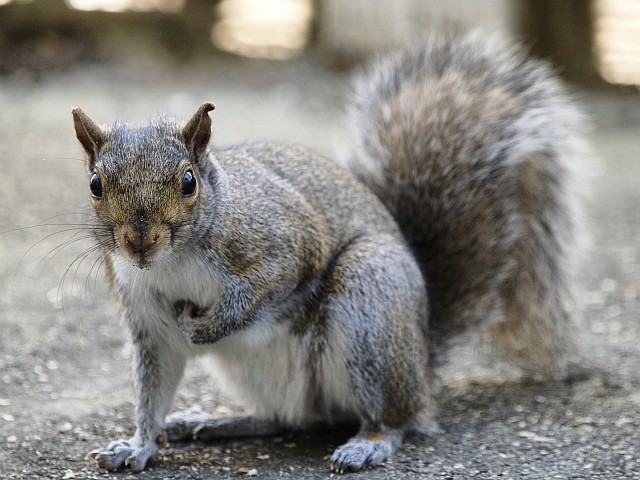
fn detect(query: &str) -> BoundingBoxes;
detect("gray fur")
[75,31,588,474]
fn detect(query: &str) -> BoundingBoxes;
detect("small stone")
[60,422,73,431]
[215,405,232,415]
[236,467,258,476]
[624,285,638,301]
[601,278,616,292]
[44,360,60,370]
[46,288,63,309]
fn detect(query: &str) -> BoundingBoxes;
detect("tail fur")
[345,31,589,376]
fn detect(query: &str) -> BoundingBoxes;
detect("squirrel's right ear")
[72,107,104,171]
[182,102,215,164]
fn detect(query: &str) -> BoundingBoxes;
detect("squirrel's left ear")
[182,102,215,164]
[72,107,104,172]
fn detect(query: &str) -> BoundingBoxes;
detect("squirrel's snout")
[125,234,158,256]
[115,225,171,266]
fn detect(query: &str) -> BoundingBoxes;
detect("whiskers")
[5,211,117,312]
[57,234,115,309]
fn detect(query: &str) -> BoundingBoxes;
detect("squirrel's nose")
[126,234,158,255]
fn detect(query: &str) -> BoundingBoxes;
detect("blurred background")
[0,0,639,86]
[1,1,640,478]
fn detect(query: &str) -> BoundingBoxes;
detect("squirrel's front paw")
[87,433,165,472]
[174,300,209,340]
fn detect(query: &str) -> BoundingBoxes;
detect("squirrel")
[72,31,588,473]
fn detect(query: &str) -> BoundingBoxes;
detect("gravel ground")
[0,52,639,479]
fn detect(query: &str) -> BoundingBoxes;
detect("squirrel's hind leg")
[165,409,281,442]
[319,235,432,471]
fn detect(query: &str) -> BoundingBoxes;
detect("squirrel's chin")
[115,248,169,270]
[122,255,154,270]
[134,259,152,269]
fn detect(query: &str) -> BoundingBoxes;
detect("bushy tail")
[344,31,589,376]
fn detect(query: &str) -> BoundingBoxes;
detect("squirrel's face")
[88,145,201,268]
[72,103,215,269]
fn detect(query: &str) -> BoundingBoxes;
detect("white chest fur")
[111,253,357,427]
[113,252,225,312]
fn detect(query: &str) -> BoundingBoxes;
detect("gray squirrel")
[72,32,588,473]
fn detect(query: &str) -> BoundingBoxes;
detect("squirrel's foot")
[329,429,402,473]
[166,410,281,441]
[87,432,165,472]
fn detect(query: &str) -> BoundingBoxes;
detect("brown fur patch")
[363,432,387,442]
[222,238,262,276]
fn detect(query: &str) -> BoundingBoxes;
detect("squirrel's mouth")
[123,247,156,269]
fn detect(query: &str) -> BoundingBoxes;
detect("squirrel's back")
[345,32,589,374]
[213,141,402,244]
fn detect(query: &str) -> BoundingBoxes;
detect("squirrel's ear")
[72,107,104,171]
[182,102,215,163]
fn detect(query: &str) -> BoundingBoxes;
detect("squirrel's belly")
[202,320,358,427]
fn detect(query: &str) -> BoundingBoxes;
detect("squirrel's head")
[72,102,215,269]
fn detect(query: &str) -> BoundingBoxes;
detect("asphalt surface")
[1,52,639,479]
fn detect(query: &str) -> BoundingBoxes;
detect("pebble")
[601,278,616,292]
[236,467,258,476]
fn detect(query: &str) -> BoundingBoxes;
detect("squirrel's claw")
[88,444,132,472]
[88,439,159,472]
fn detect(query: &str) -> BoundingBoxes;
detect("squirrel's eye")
[90,173,103,198]
[182,170,197,196]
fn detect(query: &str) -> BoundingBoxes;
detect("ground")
[0,51,639,479]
